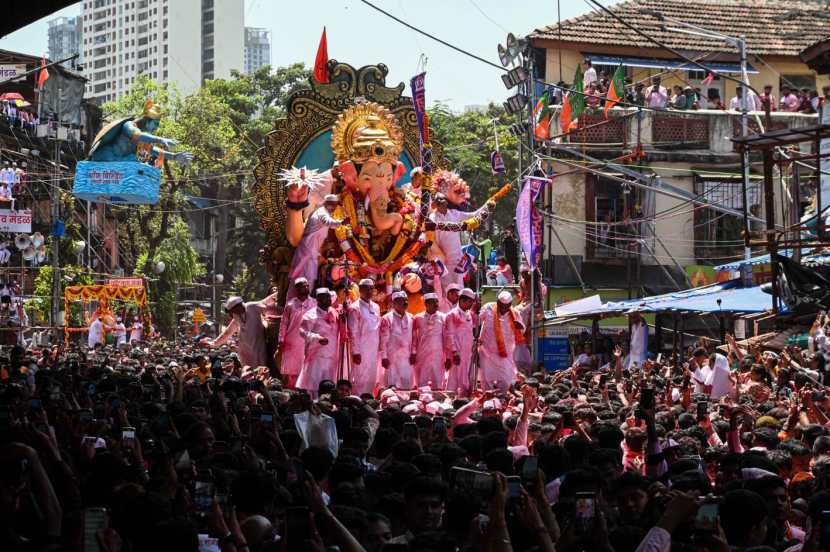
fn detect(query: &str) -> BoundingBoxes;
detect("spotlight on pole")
[503,93,528,115]
[501,66,528,89]
[508,122,530,137]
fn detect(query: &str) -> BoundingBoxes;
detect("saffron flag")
[560,92,572,133]
[36,57,49,89]
[561,66,585,134]
[533,90,553,140]
[701,72,715,86]
[604,63,625,118]
[313,28,329,84]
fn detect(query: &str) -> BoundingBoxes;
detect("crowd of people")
[559,59,830,115]
[4,280,830,552]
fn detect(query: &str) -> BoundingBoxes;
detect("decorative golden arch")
[251,60,445,287]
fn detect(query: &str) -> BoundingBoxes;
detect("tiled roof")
[530,0,830,57]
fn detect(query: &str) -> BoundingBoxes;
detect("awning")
[544,279,774,319]
[585,54,758,74]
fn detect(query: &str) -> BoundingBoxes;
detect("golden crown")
[331,102,403,165]
[142,99,162,120]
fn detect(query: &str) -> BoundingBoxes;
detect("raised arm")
[205,317,240,348]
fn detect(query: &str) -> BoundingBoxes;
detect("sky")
[0,0,595,110]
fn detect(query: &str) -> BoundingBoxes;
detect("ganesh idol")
[281,101,412,297]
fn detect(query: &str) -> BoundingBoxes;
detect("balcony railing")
[552,107,817,152]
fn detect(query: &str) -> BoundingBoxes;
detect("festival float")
[63,278,152,345]
[72,100,193,204]
[252,60,512,374]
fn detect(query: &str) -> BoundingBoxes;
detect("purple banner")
[410,73,427,146]
[516,177,547,269]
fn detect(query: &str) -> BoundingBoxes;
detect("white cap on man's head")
[294,277,309,286]
[461,288,476,299]
[410,166,424,177]
[315,287,331,296]
[497,290,513,304]
[446,283,462,293]
[423,292,438,301]
[324,194,339,203]
[225,296,243,310]
[392,290,407,301]
[358,278,374,287]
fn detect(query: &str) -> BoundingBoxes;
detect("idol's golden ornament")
[331,101,404,165]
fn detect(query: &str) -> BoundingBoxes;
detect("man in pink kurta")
[411,293,447,389]
[439,283,461,313]
[296,288,340,398]
[286,195,342,299]
[477,290,524,391]
[203,292,279,369]
[379,291,414,389]
[277,277,316,388]
[347,278,381,396]
[444,288,476,397]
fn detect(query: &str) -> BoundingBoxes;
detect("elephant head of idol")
[433,169,471,209]
[332,102,406,234]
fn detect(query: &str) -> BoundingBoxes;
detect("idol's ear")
[339,161,358,187]
[393,161,406,183]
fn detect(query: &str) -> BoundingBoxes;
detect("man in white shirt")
[347,278,382,396]
[705,353,735,399]
[688,348,711,394]
[114,317,127,346]
[129,316,143,342]
[379,291,415,389]
[729,86,761,111]
[628,311,648,369]
[582,59,597,89]
[645,76,668,109]
[88,315,104,349]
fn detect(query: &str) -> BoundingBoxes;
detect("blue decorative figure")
[73,100,193,204]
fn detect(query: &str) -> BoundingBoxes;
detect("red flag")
[314,28,329,84]
[36,57,49,89]
[701,72,715,86]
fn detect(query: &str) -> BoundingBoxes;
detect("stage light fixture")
[508,122,530,137]
[501,66,528,89]
[503,93,528,115]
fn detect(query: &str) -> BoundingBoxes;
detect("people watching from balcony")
[760,84,777,112]
[645,76,668,109]
[780,86,800,112]
[729,86,762,111]
[627,82,646,106]
[582,58,598,89]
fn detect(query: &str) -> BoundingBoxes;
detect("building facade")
[528,0,829,294]
[47,16,82,69]
[244,27,271,74]
[79,0,243,104]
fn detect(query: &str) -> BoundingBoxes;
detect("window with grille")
[693,176,756,263]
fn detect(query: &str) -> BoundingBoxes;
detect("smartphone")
[696,502,719,532]
[506,476,522,500]
[29,398,42,410]
[574,491,596,533]
[449,466,495,505]
[403,422,419,439]
[821,510,830,548]
[78,409,93,424]
[193,480,215,511]
[121,427,135,447]
[640,387,655,410]
[260,413,273,424]
[83,507,108,552]
[522,456,539,488]
[286,506,313,543]
[433,416,447,432]
[697,401,708,422]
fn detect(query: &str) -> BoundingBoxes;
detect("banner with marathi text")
[0,209,32,233]
[516,176,546,269]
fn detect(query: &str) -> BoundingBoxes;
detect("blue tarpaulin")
[585,54,758,74]
[544,279,773,319]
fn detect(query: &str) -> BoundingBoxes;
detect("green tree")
[427,102,519,232]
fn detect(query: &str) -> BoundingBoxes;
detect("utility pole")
[50,87,62,339]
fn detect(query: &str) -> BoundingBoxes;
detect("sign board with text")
[538,336,571,372]
[0,64,27,82]
[0,209,31,233]
[108,278,144,289]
